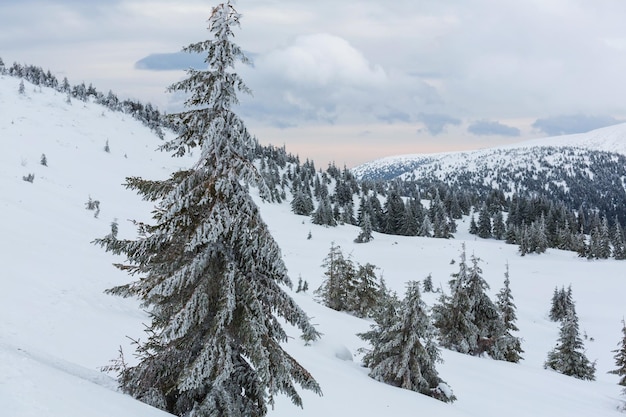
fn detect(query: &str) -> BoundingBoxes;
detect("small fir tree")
[608,319,626,395]
[40,153,47,166]
[291,189,314,216]
[611,220,626,260]
[549,285,575,322]
[493,263,523,362]
[349,263,381,318]
[18,79,25,95]
[477,203,492,239]
[492,211,506,240]
[315,243,355,311]
[359,281,456,403]
[432,243,479,355]
[422,273,434,293]
[468,215,478,235]
[465,253,501,357]
[311,194,336,227]
[545,308,596,380]
[354,213,374,243]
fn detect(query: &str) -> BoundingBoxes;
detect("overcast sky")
[3,0,626,167]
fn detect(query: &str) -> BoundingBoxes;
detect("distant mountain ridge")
[352,125,626,224]
[352,123,626,181]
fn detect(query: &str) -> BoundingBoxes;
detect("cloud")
[377,109,412,124]
[258,33,387,88]
[417,113,461,135]
[532,114,622,136]
[232,33,442,128]
[135,52,205,71]
[467,120,520,137]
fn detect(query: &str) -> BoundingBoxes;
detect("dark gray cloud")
[135,52,205,71]
[468,120,520,136]
[417,113,461,135]
[532,114,622,136]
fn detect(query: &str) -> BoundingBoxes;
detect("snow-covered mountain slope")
[509,122,626,155]
[1,74,625,416]
[352,123,626,182]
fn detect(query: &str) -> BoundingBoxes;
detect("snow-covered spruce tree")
[465,253,502,357]
[95,3,321,416]
[609,319,626,396]
[290,189,314,216]
[315,243,355,311]
[311,194,336,226]
[433,244,506,358]
[544,308,596,380]
[477,203,492,239]
[359,281,456,403]
[422,273,434,293]
[350,262,381,318]
[354,212,374,243]
[493,263,523,363]
[549,285,575,322]
[611,219,626,260]
[432,243,479,355]
[468,215,478,235]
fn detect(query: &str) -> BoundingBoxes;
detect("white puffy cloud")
[258,33,387,88]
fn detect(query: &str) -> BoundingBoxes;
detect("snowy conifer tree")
[359,281,455,403]
[432,243,479,354]
[609,319,626,396]
[549,285,575,322]
[315,243,355,311]
[545,308,596,380]
[493,263,523,362]
[611,219,626,260]
[465,253,501,357]
[422,273,434,293]
[492,211,506,240]
[477,203,492,239]
[291,189,313,216]
[350,263,381,318]
[311,194,336,226]
[95,3,320,416]
[354,213,374,243]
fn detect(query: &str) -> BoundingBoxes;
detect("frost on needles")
[94,2,321,416]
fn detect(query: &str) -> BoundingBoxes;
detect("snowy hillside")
[352,123,626,181]
[1,74,626,416]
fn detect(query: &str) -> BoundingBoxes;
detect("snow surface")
[1,75,625,416]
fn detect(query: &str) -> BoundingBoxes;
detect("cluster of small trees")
[315,243,456,402]
[544,286,596,380]
[315,243,385,318]
[432,244,523,362]
[470,194,626,260]
[315,243,525,403]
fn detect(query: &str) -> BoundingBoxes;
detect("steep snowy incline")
[1,74,625,416]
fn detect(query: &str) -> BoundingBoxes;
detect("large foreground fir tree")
[96,3,321,416]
